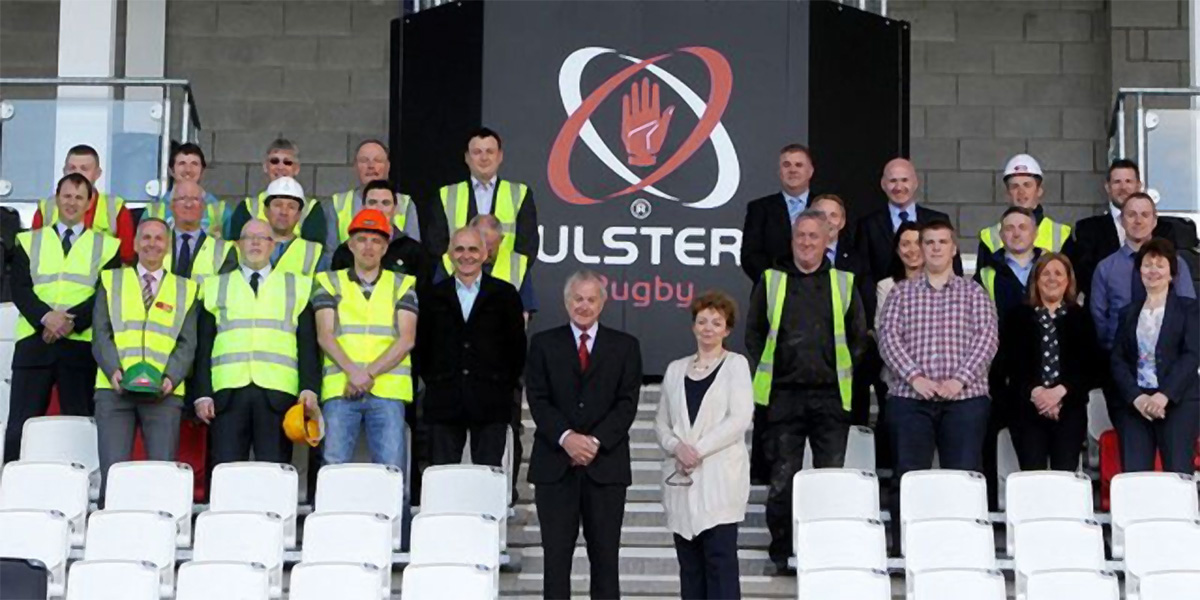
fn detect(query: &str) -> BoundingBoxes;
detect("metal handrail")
[1107,87,1200,190]
[0,76,202,131]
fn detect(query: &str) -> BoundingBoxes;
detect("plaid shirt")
[878,273,998,400]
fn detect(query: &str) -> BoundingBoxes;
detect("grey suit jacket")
[92,278,199,398]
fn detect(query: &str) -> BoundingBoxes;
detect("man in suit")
[526,270,642,599]
[740,143,815,283]
[419,226,526,466]
[162,182,238,280]
[1072,159,1198,299]
[428,128,539,279]
[855,158,961,283]
[4,174,122,462]
[92,218,199,496]
[192,219,321,466]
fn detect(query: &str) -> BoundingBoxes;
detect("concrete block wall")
[1110,0,1191,102]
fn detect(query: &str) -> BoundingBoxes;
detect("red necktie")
[578,333,591,371]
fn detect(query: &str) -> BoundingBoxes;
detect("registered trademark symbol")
[630,198,652,220]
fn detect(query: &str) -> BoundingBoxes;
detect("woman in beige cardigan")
[655,290,754,599]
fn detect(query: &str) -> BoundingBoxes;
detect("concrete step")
[519,546,776,576]
[500,572,796,598]
[511,502,767,530]
[508,524,771,549]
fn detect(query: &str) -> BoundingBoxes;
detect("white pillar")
[55,0,119,194]
[124,0,168,197]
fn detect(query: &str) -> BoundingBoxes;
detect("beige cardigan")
[654,352,754,540]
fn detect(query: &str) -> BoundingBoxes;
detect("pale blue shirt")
[888,202,917,232]
[1004,252,1035,287]
[455,276,481,321]
[471,176,496,216]
[783,190,809,225]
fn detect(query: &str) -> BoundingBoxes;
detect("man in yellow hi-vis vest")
[141,142,233,239]
[260,177,324,276]
[745,210,868,573]
[323,139,421,253]
[430,127,539,278]
[313,209,418,470]
[35,144,136,264]
[192,219,321,466]
[92,218,199,493]
[328,180,427,282]
[976,154,1074,272]
[159,181,238,281]
[228,138,329,247]
[4,174,122,462]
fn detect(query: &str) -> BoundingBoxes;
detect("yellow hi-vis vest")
[751,269,855,411]
[272,238,322,276]
[244,191,315,237]
[161,234,237,287]
[439,180,527,273]
[94,268,198,395]
[203,270,312,396]
[15,228,120,342]
[39,193,124,239]
[142,200,228,239]
[488,249,528,290]
[331,189,412,243]
[315,270,416,403]
[979,217,1071,254]
[979,267,998,302]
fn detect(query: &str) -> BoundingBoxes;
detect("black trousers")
[428,420,508,467]
[510,388,525,502]
[535,469,627,600]
[208,386,292,466]
[1010,406,1087,471]
[762,387,849,564]
[1116,392,1199,474]
[4,363,96,462]
[674,522,741,600]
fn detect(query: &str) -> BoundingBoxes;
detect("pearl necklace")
[691,350,726,373]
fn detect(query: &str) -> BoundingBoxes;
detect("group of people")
[3,127,1198,600]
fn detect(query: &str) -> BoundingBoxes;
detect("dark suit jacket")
[999,304,1099,422]
[1111,293,1199,406]
[10,243,121,368]
[832,235,878,324]
[424,178,539,263]
[740,192,796,283]
[1071,214,1197,301]
[853,204,962,283]
[525,324,642,486]
[417,274,527,423]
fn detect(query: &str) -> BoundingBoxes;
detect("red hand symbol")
[621,78,675,167]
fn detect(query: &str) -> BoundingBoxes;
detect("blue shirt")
[455,276,481,321]
[472,176,496,216]
[888,202,917,232]
[783,190,809,225]
[1004,252,1035,287]
[1090,243,1196,349]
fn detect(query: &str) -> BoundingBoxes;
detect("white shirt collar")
[570,321,598,343]
[136,263,165,282]
[471,175,496,190]
[56,222,84,238]
[240,263,271,281]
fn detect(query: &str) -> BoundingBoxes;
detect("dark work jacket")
[1111,293,1199,405]
[740,192,796,283]
[974,248,1041,329]
[999,304,1099,422]
[330,234,430,288]
[525,324,642,486]
[416,274,527,424]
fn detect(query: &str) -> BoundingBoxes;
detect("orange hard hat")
[348,208,392,238]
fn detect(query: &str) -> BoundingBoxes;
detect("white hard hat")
[265,176,305,205]
[1003,154,1043,179]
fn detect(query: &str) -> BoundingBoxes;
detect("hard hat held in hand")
[282,398,324,447]
[120,362,163,395]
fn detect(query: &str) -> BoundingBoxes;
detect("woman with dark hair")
[1111,238,1200,473]
[999,252,1097,470]
[874,222,924,331]
[655,290,753,599]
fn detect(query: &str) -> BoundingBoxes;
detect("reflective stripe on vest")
[979,267,998,302]
[245,191,312,237]
[273,239,322,276]
[440,180,526,273]
[162,235,235,287]
[15,228,119,342]
[316,270,415,403]
[333,189,411,243]
[94,269,198,394]
[143,201,226,238]
[489,249,528,289]
[39,193,123,238]
[751,269,855,411]
[980,218,1072,253]
[203,271,312,395]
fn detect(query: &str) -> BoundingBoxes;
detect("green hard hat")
[120,361,163,394]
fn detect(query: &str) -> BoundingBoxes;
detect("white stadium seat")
[1086,389,1112,442]
[1013,518,1105,597]
[193,511,285,598]
[66,560,159,600]
[104,462,195,547]
[995,429,1020,510]
[798,567,890,600]
[905,517,997,596]
[801,426,876,471]
[0,461,90,546]
[300,512,393,596]
[314,463,405,550]
[1110,473,1199,559]
[912,567,1005,600]
[0,341,13,390]
[1124,519,1200,600]
[410,512,501,569]
[420,465,507,549]
[0,508,72,597]
[900,470,988,555]
[210,462,299,549]
[401,563,495,600]
[1140,569,1200,600]
[1026,568,1120,600]
[794,518,886,572]
[20,417,100,501]
[793,468,880,522]
[0,303,19,342]
[288,562,382,600]
[176,561,270,600]
[83,510,176,597]
[1004,471,1094,556]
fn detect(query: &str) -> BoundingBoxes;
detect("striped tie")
[142,273,155,310]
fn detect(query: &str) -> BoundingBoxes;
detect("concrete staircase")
[500,385,796,598]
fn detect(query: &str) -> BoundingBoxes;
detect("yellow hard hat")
[282,399,323,447]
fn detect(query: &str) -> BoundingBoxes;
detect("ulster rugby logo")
[547,46,740,209]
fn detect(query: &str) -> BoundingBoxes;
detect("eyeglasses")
[268,157,295,166]
[241,235,273,244]
[664,469,693,487]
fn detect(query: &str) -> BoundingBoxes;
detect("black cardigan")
[999,304,1099,419]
